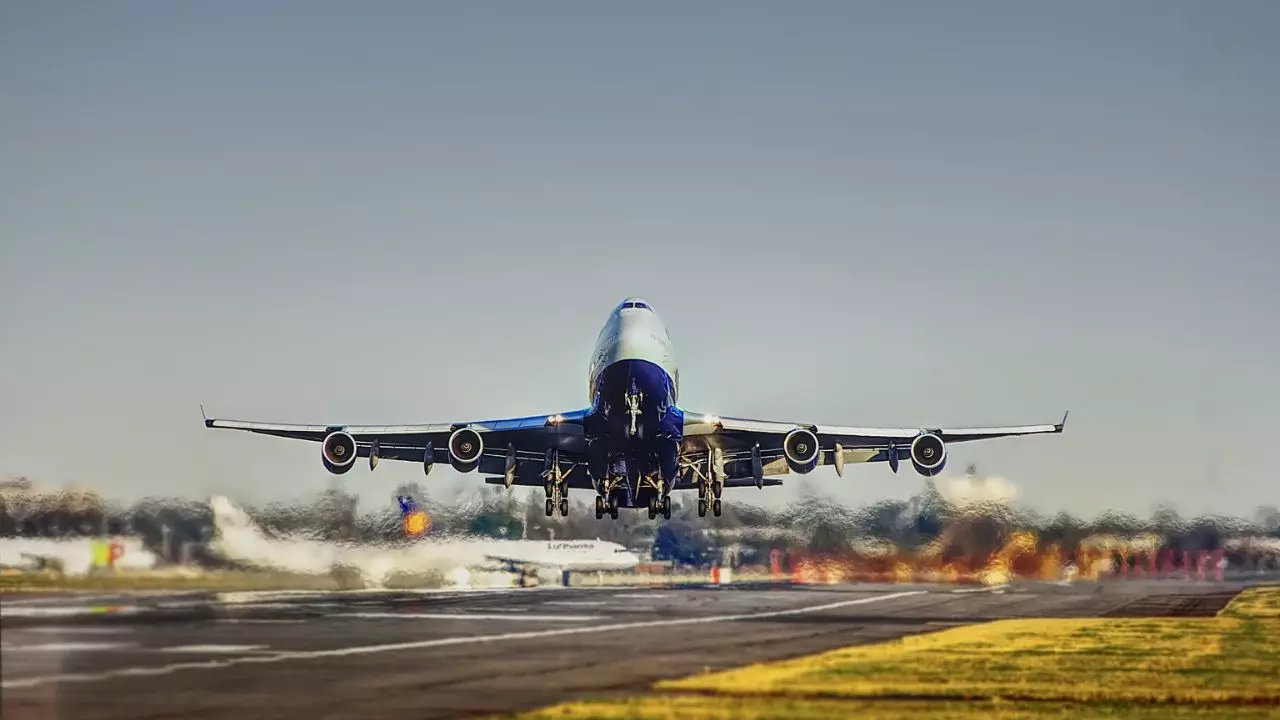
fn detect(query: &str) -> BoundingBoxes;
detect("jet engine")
[321,431,357,475]
[910,432,947,477]
[783,428,821,474]
[448,427,484,473]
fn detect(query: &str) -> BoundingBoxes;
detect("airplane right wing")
[677,411,1067,484]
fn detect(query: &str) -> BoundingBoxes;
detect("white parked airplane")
[207,496,639,586]
[205,298,1066,521]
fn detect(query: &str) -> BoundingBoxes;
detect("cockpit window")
[622,301,651,310]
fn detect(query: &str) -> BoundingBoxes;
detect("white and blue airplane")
[204,298,1066,521]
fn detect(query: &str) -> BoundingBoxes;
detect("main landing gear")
[594,494,619,520]
[543,450,571,517]
[688,449,724,518]
[647,495,671,520]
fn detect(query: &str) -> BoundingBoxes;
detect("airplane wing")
[202,406,593,481]
[678,410,1067,483]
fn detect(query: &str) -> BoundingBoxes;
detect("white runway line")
[542,600,608,607]
[612,593,669,599]
[162,645,269,654]
[1,642,138,653]
[0,590,927,690]
[23,627,135,635]
[951,584,1011,594]
[339,612,605,622]
[0,605,142,618]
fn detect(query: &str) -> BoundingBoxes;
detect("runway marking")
[340,612,605,622]
[951,584,1011,594]
[543,600,608,607]
[215,619,307,625]
[0,605,142,618]
[162,645,269,654]
[613,593,669,599]
[23,627,135,635]
[1,642,138,653]
[0,590,926,690]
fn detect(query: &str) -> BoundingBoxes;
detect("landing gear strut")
[624,382,644,438]
[543,450,571,517]
[647,495,671,520]
[691,449,725,518]
[595,493,619,520]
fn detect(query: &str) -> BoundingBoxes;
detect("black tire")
[697,499,707,517]
[559,498,568,516]
[545,498,554,517]
[712,499,722,517]
[595,496,604,520]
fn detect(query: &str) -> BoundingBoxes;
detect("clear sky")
[2,1,1276,519]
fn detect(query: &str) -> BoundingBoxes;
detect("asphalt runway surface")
[0,580,1255,720]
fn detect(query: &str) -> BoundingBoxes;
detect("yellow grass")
[512,695,1280,719]
[504,587,1280,719]
[1220,585,1280,619]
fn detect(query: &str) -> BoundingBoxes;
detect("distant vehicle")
[205,298,1066,521]
[0,536,158,575]
[397,495,431,537]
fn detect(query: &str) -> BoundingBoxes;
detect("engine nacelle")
[321,431,357,475]
[448,427,484,473]
[910,432,947,477]
[783,428,821,474]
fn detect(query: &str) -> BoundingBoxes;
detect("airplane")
[207,496,639,586]
[204,298,1066,521]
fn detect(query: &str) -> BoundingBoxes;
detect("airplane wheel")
[712,499,722,517]
[559,498,569,516]
[713,484,722,499]
[545,498,554,517]
[594,496,604,520]
[697,499,707,517]
[662,497,671,520]
[609,503,619,520]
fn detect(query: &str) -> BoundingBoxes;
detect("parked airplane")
[208,496,639,585]
[204,298,1066,521]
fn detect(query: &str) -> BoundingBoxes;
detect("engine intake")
[448,427,484,473]
[783,428,820,474]
[322,431,357,475]
[910,432,946,476]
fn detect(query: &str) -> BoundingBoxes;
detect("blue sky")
[2,1,1276,518]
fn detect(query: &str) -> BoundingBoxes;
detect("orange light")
[403,510,431,536]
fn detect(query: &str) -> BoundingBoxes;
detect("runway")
[0,580,1252,720]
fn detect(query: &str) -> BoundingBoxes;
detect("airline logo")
[547,541,596,552]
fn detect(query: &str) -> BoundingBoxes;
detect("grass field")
[507,586,1280,719]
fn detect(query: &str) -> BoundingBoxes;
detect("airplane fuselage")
[582,299,686,508]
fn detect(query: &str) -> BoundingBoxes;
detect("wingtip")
[1057,410,1069,431]
[200,404,214,428]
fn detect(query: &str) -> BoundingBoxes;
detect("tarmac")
[0,579,1256,720]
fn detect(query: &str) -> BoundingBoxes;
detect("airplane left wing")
[202,407,593,481]
[678,411,1067,483]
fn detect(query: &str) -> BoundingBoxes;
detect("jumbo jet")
[208,496,639,586]
[204,298,1066,521]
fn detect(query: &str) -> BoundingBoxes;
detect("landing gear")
[624,382,644,438]
[694,452,724,518]
[647,495,671,520]
[543,450,571,517]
